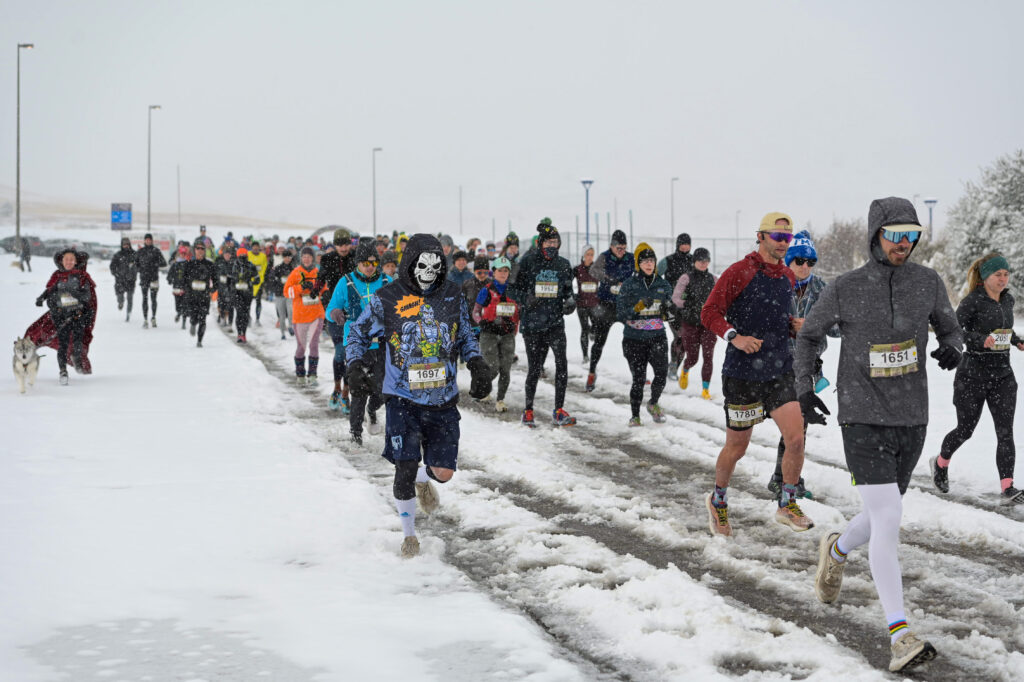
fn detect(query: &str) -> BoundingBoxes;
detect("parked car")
[80,241,116,260]
[0,235,43,254]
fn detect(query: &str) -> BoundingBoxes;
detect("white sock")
[855,483,907,637]
[415,466,430,483]
[395,497,416,537]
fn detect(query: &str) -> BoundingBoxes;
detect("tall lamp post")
[581,179,594,243]
[16,42,34,248]
[923,197,937,241]
[372,147,383,237]
[147,105,161,232]
[670,176,679,237]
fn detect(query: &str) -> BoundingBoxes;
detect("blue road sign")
[111,203,132,230]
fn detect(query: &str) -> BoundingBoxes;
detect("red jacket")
[573,263,599,309]
[701,251,795,340]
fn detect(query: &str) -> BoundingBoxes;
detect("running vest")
[680,270,715,326]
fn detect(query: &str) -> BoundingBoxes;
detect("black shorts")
[721,371,797,431]
[381,398,461,470]
[841,423,926,494]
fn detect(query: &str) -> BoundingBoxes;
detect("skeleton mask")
[414,251,443,289]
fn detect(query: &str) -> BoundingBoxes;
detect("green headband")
[980,255,1010,281]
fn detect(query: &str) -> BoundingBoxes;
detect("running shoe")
[416,479,440,514]
[476,394,493,403]
[678,370,689,390]
[341,395,351,415]
[288,326,295,336]
[367,415,382,435]
[151,317,157,327]
[646,403,666,423]
[1001,486,1024,505]
[174,313,181,322]
[930,457,949,493]
[521,409,536,428]
[350,431,363,446]
[196,340,203,348]
[705,493,731,537]
[495,400,508,413]
[328,390,342,410]
[307,374,318,386]
[142,320,149,329]
[401,535,420,558]
[585,373,596,392]
[237,335,246,344]
[889,632,937,672]
[553,408,577,426]
[668,360,679,380]
[628,416,642,427]
[59,370,69,386]
[814,531,845,604]
[775,500,814,532]
[701,388,712,400]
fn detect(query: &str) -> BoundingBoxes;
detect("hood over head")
[868,196,922,264]
[400,233,448,293]
[633,242,657,269]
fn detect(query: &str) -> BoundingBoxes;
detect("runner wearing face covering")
[932,252,1024,505]
[587,230,634,392]
[798,197,961,673]
[573,245,599,362]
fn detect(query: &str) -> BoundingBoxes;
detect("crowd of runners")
[24,196,1024,673]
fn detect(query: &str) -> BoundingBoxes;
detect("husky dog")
[13,336,41,394]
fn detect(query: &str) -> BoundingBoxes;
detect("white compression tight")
[838,483,905,621]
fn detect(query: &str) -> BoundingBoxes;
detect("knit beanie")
[693,247,711,262]
[300,246,316,259]
[611,230,628,246]
[537,219,559,243]
[785,230,818,266]
[676,233,691,247]
[473,255,491,272]
[980,255,1011,281]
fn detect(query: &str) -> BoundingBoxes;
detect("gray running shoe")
[401,536,420,558]
[930,457,949,493]
[1001,486,1024,506]
[889,632,937,672]
[814,531,845,603]
[416,479,439,514]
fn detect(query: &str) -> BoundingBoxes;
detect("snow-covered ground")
[3,223,1023,681]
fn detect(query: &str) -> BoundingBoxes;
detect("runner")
[135,233,167,328]
[37,248,97,385]
[381,250,398,279]
[616,243,672,426]
[109,236,137,322]
[229,247,261,344]
[182,239,217,348]
[587,229,634,391]
[932,252,1024,504]
[671,246,716,399]
[215,245,236,329]
[700,212,812,535]
[325,242,391,445]
[659,233,694,377]
[573,244,599,362]
[446,251,473,286]
[317,229,356,412]
[472,256,519,412]
[346,234,491,557]
[247,239,269,326]
[799,197,961,673]
[508,220,577,427]
[462,255,491,313]
[167,243,191,329]
[269,249,295,340]
[284,246,326,384]
[766,231,838,500]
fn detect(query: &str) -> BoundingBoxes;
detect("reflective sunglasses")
[881,229,921,244]
[360,260,378,268]
[761,231,794,243]
[792,257,817,267]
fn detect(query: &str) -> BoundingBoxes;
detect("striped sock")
[888,616,909,643]
[830,537,848,564]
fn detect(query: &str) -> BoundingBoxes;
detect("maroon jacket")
[573,263,599,309]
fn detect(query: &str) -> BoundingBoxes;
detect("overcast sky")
[3,0,1023,243]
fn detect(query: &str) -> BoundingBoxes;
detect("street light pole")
[16,43,34,247]
[581,179,594,244]
[670,177,679,236]
[923,198,937,241]
[147,105,161,232]
[372,147,383,237]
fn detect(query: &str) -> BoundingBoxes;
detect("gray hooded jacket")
[794,198,962,426]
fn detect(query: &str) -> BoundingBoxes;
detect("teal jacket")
[616,273,673,340]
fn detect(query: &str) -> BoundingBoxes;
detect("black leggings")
[254,287,263,321]
[140,280,158,318]
[235,294,252,335]
[351,346,385,435]
[577,307,595,357]
[940,371,1017,482]
[588,302,616,373]
[623,336,668,417]
[524,326,568,411]
[187,296,210,343]
[55,317,85,371]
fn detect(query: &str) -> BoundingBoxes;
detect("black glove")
[799,392,830,426]
[466,355,493,400]
[562,296,576,316]
[35,295,45,307]
[931,344,961,371]
[346,360,373,395]
[300,278,314,291]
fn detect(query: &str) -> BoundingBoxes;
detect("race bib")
[235,282,249,291]
[535,281,558,298]
[219,275,227,283]
[580,282,597,293]
[991,329,1012,351]
[59,293,79,308]
[301,295,317,306]
[495,302,516,317]
[869,339,918,378]
[610,284,622,295]
[172,288,184,295]
[191,281,207,291]
[639,299,662,316]
[150,281,159,290]
[727,402,765,429]
[408,362,446,390]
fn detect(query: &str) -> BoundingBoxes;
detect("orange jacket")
[284,265,325,323]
